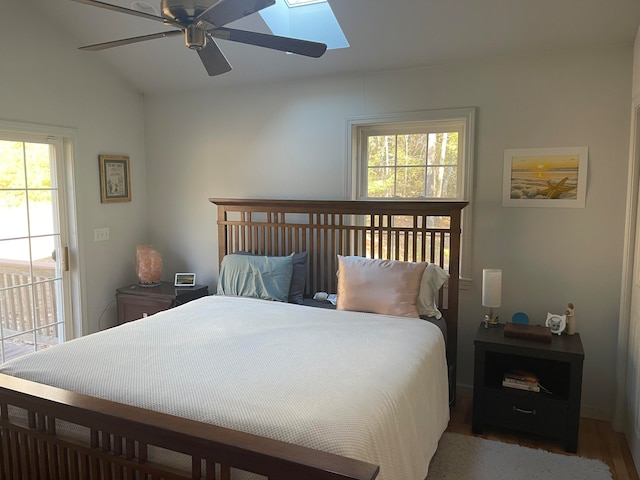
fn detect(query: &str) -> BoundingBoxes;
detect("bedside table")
[116,281,209,324]
[472,323,584,452]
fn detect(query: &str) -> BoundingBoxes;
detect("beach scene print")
[509,154,580,200]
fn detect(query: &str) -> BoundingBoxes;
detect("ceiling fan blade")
[211,28,327,58]
[68,0,183,28]
[196,0,275,29]
[80,30,183,51]
[70,0,163,21]
[198,38,233,76]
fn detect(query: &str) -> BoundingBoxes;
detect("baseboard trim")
[457,383,473,398]
[581,405,611,422]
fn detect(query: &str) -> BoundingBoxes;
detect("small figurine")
[545,313,566,335]
[565,303,576,335]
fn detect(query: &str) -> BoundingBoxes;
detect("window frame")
[346,108,475,284]
[0,120,81,345]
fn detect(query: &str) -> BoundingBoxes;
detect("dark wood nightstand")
[116,281,209,324]
[472,323,584,452]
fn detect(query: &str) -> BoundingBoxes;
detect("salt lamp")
[136,244,162,286]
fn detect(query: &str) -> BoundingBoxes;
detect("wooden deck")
[2,339,38,363]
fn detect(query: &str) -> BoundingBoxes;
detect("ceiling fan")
[69,0,328,76]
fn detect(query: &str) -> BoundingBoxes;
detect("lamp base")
[483,310,500,328]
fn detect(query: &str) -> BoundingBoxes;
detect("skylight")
[284,0,325,6]
[260,0,349,51]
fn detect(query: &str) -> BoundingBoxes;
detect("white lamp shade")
[482,269,502,308]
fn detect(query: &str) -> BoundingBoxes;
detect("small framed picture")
[502,147,588,208]
[99,155,131,203]
[174,273,196,287]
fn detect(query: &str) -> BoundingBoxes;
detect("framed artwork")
[502,146,588,208]
[99,155,131,203]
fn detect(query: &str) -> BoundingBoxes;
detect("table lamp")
[482,268,502,327]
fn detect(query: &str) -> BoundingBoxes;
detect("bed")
[0,198,466,480]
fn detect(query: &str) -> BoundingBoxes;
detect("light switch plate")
[94,227,110,242]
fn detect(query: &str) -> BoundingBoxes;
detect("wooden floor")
[449,393,639,480]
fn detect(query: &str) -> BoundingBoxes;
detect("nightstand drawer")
[483,389,568,438]
[117,295,173,322]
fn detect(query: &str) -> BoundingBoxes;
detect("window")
[360,125,462,199]
[347,108,475,282]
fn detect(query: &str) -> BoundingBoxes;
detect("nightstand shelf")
[472,323,584,452]
[116,281,209,324]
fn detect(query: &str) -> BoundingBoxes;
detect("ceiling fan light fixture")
[185,24,206,49]
[131,0,159,16]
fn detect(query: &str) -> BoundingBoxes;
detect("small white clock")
[545,313,566,335]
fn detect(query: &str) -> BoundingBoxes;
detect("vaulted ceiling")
[27,0,640,95]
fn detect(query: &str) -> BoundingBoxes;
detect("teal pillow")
[217,254,294,302]
[232,251,308,304]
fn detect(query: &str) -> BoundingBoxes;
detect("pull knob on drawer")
[513,406,537,415]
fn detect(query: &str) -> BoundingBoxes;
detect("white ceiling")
[28,0,640,95]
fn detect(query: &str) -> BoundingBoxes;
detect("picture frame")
[502,146,588,208]
[174,273,196,287]
[99,155,131,203]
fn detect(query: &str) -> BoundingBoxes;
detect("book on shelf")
[502,378,541,392]
[503,377,537,386]
[501,369,553,393]
[504,369,538,383]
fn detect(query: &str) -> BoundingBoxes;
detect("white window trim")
[345,108,475,286]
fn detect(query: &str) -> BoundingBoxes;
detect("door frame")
[616,99,640,470]
[0,119,84,341]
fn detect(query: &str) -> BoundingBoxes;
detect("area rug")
[426,433,613,480]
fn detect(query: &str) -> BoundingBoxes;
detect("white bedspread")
[0,295,449,480]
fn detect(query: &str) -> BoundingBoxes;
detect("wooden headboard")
[210,198,467,397]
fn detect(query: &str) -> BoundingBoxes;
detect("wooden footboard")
[0,374,379,480]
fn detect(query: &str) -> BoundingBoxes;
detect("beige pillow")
[337,256,427,318]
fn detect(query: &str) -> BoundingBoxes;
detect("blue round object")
[512,312,529,324]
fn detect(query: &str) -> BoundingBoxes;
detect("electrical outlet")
[94,227,110,242]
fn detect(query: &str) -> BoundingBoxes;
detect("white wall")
[2,2,148,333]
[145,47,632,418]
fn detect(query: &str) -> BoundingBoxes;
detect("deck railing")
[0,259,58,339]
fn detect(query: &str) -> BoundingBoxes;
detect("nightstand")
[116,281,209,324]
[472,323,584,452]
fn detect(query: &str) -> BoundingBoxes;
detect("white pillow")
[417,263,449,319]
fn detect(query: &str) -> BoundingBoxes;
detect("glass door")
[0,135,70,362]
